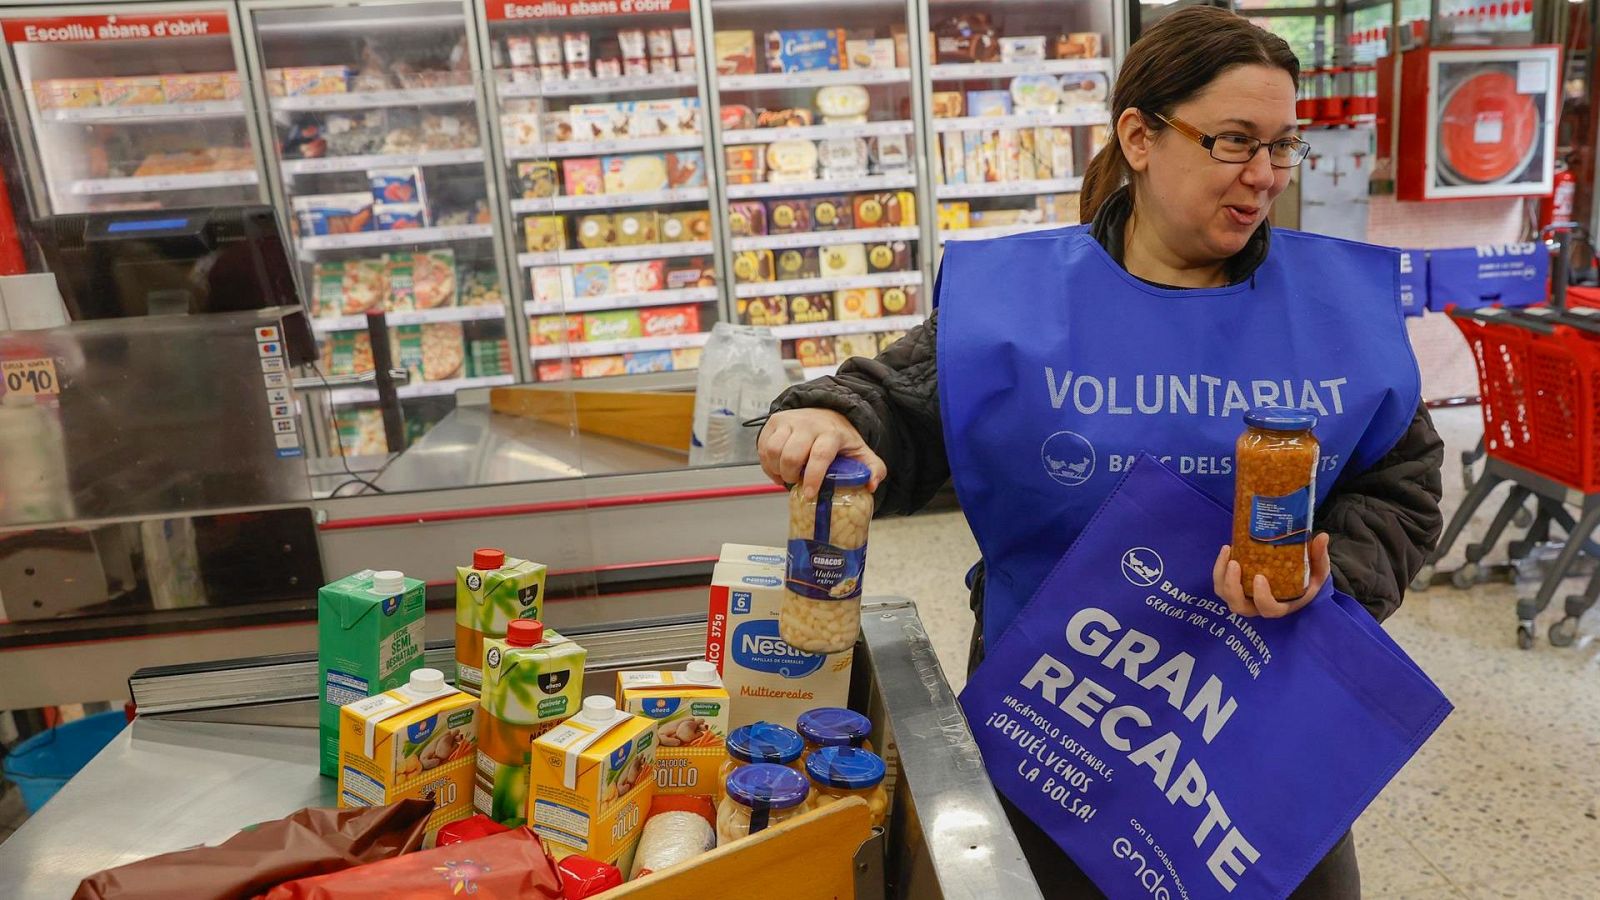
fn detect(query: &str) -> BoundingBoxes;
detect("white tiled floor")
[868,407,1600,898]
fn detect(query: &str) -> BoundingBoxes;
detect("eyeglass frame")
[1144,110,1312,168]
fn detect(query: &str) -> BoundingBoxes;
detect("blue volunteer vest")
[937,225,1421,640]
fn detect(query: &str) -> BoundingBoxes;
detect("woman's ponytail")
[1079,133,1129,223]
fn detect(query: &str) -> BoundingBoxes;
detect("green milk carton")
[455,548,548,696]
[318,569,427,778]
[476,619,587,824]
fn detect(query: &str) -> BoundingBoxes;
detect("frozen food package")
[283,66,351,96]
[966,90,1013,118]
[767,199,812,234]
[96,76,165,107]
[809,196,852,230]
[666,257,716,289]
[514,160,558,200]
[880,284,918,316]
[341,259,388,314]
[665,151,706,188]
[647,28,675,60]
[1000,36,1048,63]
[1055,31,1104,59]
[612,260,667,294]
[35,79,100,109]
[525,215,568,253]
[938,201,972,230]
[755,107,813,129]
[766,139,819,182]
[260,827,562,900]
[870,135,911,174]
[661,210,711,243]
[834,287,881,319]
[866,241,912,274]
[942,132,967,185]
[595,57,622,79]
[714,30,757,75]
[413,250,457,308]
[673,27,695,57]
[564,31,592,64]
[530,266,576,307]
[615,210,660,246]
[776,247,820,280]
[576,214,618,249]
[733,250,776,284]
[931,91,965,119]
[73,801,433,900]
[641,304,701,338]
[421,323,465,380]
[508,35,536,67]
[569,103,617,141]
[834,332,880,361]
[618,28,647,60]
[160,73,227,103]
[789,294,833,324]
[738,296,788,326]
[500,110,543,148]
[846,38,896,71]
[815,85,870,123]
[579,355,627,379]
[724,145,766,185]
[573,262,613,298]
[374,203,426,230]
[765,29,845,73]
[561,158,604,196]
[1011,75,1063,114]
[603,154,670,194]
[627,350,675,374]
[728,200,768,236]
[935,13,1000,63]
[819,138,870,179]
[294,193,374,236]
[820,244,869,279]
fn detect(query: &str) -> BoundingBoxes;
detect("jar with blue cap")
[805,746,888,828]
[780,456,874,654]
[717,763,811,844]
[1233,407,1321,600]
[796,707,874,760]
[719,722,806,800]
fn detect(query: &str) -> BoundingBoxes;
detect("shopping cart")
[1420,305,1600,648]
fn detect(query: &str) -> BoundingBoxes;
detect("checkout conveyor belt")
[0,599,1046,900]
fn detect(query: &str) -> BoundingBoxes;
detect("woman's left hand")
[1212,533,1331,618]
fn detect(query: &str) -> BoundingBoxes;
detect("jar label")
[786,539,867,601]
[1249,486,1313,545]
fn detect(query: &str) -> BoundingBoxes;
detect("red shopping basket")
[1449,310,1538,467]
[1568,285,1600,310]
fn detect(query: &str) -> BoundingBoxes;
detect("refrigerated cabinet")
[0,3,270,217]
[238,0,520,456]
[476,0,721,384]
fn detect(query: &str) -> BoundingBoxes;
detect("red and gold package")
[579,354,627,378]
[537,360,574,382]
[262,827,563,899]
[880,284,919,316]
[835,288,882,320]
[732,250,775,284]
[531,314,584,346]
[724,145,766,185]
[640,304,700,338]
[789,293,833,324]
[737,296,788,326]
[852,192,916,228]
[794,337,836,367]
[866,241,912,273]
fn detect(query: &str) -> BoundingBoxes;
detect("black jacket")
[769,190,1445,642]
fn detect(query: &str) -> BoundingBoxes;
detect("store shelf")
[936,177,1083,200]
[734,270,922,299]
[511,186,710,214]
[720,68,911,91]
[499,72,698,99]
[732,226,920,252]
[524,286,719,316]
[932,110,1109,132]
[282,147,484,175]
[71,169,259,196]
[40,100,246,124]
[722,120,914,144]
[529,331,711,361]
[310,303,508,334]
[941,222,1072,242]
[929,58,1113,80]
[519,240,714,267]
[770,315,923,341]
[328,373,516,406]
[508,134,703,161]
[273,85,477,113]
[726,172,917,201]
[299,223,494,253]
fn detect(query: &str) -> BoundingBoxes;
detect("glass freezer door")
[0,4,269,217]
[479,0,718,384]
[707,0,928,382]
[239,0,518,460]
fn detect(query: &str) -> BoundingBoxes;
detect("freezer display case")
[0,4,268,217]
[925,1,1115,248]
[479,0,718,384]
[707,0,926,380]
[239,0,518,457]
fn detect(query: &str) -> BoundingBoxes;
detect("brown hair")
[1079,7,1300,222]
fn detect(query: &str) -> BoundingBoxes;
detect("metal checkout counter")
[0,208,1049,896]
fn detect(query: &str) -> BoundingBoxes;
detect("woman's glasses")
[1147,111,1312,168]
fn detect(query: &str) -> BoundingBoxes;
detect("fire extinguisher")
[1541,161,1577,229]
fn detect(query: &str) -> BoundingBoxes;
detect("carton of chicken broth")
[529,698,657,872]
[707,560,853,730]
[617,662,730,796]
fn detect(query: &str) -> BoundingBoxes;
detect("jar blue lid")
[796,708,872,748]
[726,763,810,810]
[805,746,886,790]
[1244,407,1318,432]
[727,722,804,764]
[822,457,872,488]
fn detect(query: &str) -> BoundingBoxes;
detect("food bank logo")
[1042,431,1095,486]
[1121,547,1163,587]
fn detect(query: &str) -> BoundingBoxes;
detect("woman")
[757,7,1443,898]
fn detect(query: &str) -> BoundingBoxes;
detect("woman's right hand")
[758,408,887,500]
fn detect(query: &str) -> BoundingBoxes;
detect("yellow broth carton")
[476,620,587,825]
[529,697,657,873]
[706,561,854,730]
[455,547,548,695]
[338,669,478,842]
[617,661,730,797]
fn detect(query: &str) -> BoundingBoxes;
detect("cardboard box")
[579,355,627,378]
[518,160,559,199]
[714,30,757,75]
[661,210,710,243]
[573,262,612,297]
[626,350,674,374]
[776,247,820,281]
[338,670,477,842]
[640,304,699,338]
[706,562,853,731]
[369,167,426,206]
[160,73,227,103]
[846,38,897,71]
[455,552,548,695]
[525,216,568,253]
[789,294,833,324]
[881,284,918,317]
[618,665,730,797]
[665,151,707,189]
[97,76,164,107]
[575,214,618,249]
[584,309,643,343]
[719,544,786,569]
[283,66,350,96]
[614,211,659,245]
[765,29,845,73]
[35,79,100,109]
[737,297,788,327]
[532,314,584,346]
[603,154,670,194]
[819,243,868,278]
[318,569,427,778]
[530,266,576,307]
[530,700,657,869]
[835,288,881,320]
[294,193,374,236]
[612,260,666,294]
[561,158,604,196]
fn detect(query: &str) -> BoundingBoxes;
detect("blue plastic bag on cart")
[1426,242,1547,311]
[1398,249,1427,317]
[958,457,1451,900]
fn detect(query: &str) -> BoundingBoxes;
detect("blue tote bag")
[959,456,1451,899]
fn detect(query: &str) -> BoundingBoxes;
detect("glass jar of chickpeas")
[718,722,805,801]
[780,458,874,654]
[717,764,811,844]
[795,707,873,761]
[805,746,888,828]
[1232,407,1320,600]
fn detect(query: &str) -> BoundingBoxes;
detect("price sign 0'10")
[2,358,59,396]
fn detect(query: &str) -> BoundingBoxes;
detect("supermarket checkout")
[756,8,1445,899]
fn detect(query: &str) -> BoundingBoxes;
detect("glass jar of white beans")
[780,458,874,654]
[717,763,811,844]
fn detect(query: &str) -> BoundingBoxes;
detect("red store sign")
[3,13,229,44]
[486,0,689,21]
